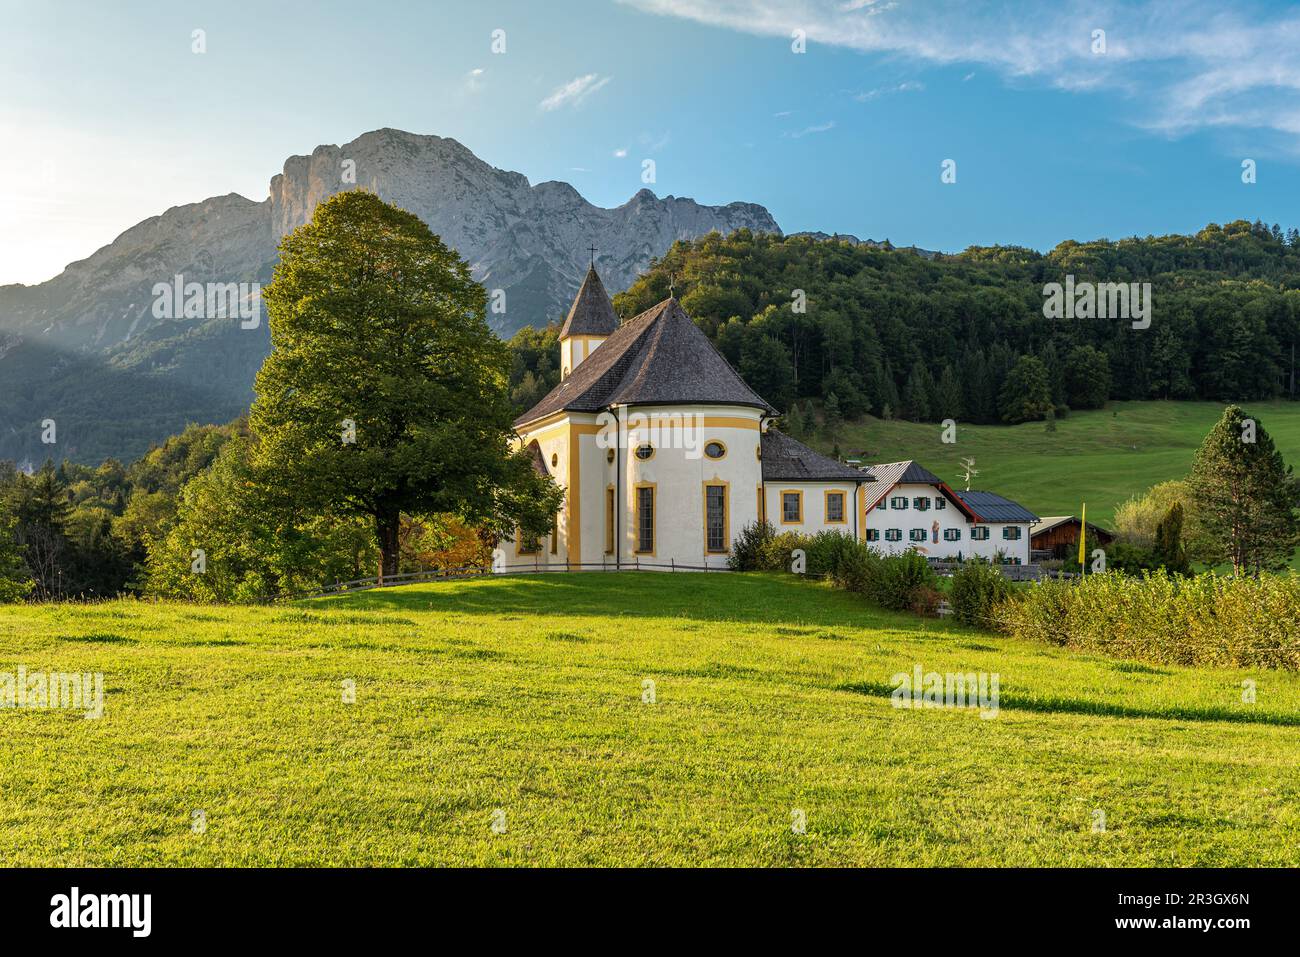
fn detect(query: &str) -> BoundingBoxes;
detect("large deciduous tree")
[1189,406,1300,575]
[998,356,1053,424]
[251,191,562,581]
[1063,345,1111,410]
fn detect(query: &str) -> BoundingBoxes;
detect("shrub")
[729,523,940,622]
[1106,541,1161,574]
[804,529,860,577]
[727,521,775,571]
[761,531,807,572]
[872,550,937,611]
[997,570,1300,670]
[949,559,1012,627]
[726,522,814,573]
[910,584,943,618]
[832,540,880,594]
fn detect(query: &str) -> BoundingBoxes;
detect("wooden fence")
[928,562,1046,582]
[285,558,731,601]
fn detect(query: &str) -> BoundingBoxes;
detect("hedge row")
[997,570,1300,670]
[728,522,947,614]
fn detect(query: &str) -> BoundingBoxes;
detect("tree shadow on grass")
[839,680,1300,727]
[303,572,962,632]
[54,633,136,644]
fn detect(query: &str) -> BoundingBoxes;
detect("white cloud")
[853,80,924,100]
[539,73,612,111]
[786,120,835,138]
[622,0,1300,146]
[613,146,628,157]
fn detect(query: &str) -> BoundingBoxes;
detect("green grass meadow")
[832,400,1300,528]
[2,572,1298,866]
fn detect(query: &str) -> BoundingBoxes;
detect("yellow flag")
[1078,503,1087,568]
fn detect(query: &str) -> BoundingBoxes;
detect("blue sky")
[2,0,1299,285]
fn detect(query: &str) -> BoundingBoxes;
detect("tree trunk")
[376,511,400,584]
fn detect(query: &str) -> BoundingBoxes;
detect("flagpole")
[1078,502,1087,576]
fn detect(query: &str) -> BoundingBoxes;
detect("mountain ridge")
[0,128,782,465]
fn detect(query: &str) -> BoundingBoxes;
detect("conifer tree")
[879,360,902,417]
[1189,406,1300,575]
[0,505,32,602]
[784,402,807,437]
[902,360,934,422]
[933,364,963,420]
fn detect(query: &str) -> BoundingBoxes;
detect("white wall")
[603,404,765,569]
[560,335,606,379]
[509,415,577,569]
[509,420,1032,571]
[762,482,860,539]
[862,482,1031,564]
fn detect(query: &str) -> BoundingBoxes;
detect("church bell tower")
[558,254,619,379]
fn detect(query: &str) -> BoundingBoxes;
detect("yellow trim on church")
[567,420,581,562]
[702,480,731,554]
[633,481,656,556]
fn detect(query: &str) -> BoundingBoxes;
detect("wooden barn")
[1029,516,1115,560]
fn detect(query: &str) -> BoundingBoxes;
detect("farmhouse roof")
[559,266,619,339]
[862,460,980,520]
[1030,515,1113,538]
[760,430,874,482]
[954,490,1039,524]
[515,297,776,427]
[1031,516,1074,535]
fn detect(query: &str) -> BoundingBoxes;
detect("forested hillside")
[558,220,1300,423]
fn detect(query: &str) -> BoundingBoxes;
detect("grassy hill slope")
[824,400,1300,527]
[2,573,1297,866]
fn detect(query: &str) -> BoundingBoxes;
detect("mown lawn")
[2,572,1298,866]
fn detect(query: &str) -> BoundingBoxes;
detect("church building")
[508,265,1035,570]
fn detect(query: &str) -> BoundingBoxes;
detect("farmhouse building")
[1030,515,1115,560]
[509,266,1036,569]
[862,464,1036,565]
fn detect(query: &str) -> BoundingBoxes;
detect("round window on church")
[551,453,558,467]
[635,444,654,461]
[704,441,726,459]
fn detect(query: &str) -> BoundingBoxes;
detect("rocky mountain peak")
[0,128,783,464]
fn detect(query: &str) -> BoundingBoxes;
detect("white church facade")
[508,266,1035,570]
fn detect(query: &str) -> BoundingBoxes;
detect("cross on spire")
[588,243,597,267]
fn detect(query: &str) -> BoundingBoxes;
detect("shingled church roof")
[558,266,619,339]
[760,430,872,482]
[516,297,776,427]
